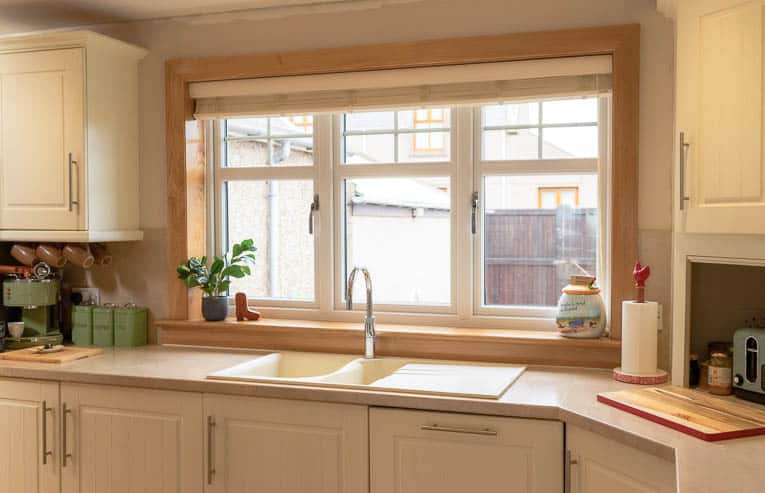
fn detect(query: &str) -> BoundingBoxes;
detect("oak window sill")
[154,318,620,369]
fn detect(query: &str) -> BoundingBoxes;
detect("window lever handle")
[308,194,319,235]
[471,192,479,235]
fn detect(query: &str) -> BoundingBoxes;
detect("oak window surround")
[166,24,639,340]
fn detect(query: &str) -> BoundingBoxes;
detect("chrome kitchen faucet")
[346,267,375,359]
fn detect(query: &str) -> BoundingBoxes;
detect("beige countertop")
[0,345,761,492]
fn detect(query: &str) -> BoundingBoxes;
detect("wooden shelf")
[155,319,621,369]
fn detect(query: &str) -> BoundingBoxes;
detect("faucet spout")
[347,267,375,359]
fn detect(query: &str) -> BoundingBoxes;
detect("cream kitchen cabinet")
[567,425,676,493]
[0,378,60,493]
[60,383,204,493]
[674,0,765,234]
[0,31,146,241]
[203,394,368,493]
[370,407,564,493]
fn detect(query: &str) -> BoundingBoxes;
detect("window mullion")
[454,106,474,321]
[315,114,334,315]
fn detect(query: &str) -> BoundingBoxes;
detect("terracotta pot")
[63,245,95,269]
[10,244,36,266]
[90,244,113,266]
[36,244,67,268]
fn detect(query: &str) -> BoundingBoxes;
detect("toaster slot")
[746,337,758,383]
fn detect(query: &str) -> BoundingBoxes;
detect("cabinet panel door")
[204,394,368,493]
[61,383,203,493]
[0,48,84,230]
[568,425,676,493]
[677,0,765,233]
[0,378,59,493]
[370,407,563,493]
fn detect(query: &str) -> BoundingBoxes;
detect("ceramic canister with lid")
[556,275,606,338]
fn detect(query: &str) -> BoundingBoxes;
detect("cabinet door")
[204,394,368,493]
[0,48,84,230]
[60,383,203,493]
[676,0,765,233]
[567,425,676,493]
[370,407,563,493]
[0,378,59,493]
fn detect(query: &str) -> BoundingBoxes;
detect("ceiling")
[0,0,358,32]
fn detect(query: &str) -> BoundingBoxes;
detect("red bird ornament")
[632,262,650,303]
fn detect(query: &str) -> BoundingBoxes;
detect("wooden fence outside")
[484,208,598,307]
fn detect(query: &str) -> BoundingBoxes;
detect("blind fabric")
[191,55,612,119]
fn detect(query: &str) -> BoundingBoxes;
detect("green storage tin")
[114,305,147,347]
[92,305,115,347]
[72,305,94,346]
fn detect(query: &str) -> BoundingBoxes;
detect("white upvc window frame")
[331,109,460,315]
[208,96,610,331]
[470,95,611,320]
[210,117,324,309]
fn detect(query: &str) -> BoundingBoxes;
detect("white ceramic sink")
[208,351,526,399]
[207,352,360,383]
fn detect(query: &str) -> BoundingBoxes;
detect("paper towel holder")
[612,261,669,385]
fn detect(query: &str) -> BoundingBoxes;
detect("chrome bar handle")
[68,153,80,211]
[471,191,479,234]
[308,194,319,235]
[207,415,216,485]
[679,132,690,211]
[421,424,497,436]
[41,400,53,465]
[565,450,579,493]
[62,403,72,467]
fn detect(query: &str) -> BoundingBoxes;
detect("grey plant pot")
[202,296,229,321]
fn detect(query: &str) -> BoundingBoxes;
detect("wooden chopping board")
[598,386,765,441]
[369,363,525,399]
[0,346,104,363]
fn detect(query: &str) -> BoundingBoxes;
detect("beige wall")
[16,0,675,366]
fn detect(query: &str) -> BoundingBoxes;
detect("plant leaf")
[210,257,224,275]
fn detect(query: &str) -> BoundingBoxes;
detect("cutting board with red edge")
[597,386,765,441]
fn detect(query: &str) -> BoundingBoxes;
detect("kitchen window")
[210,96,609,327]
[212,116,318,306]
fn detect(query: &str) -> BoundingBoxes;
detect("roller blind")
[191,55,612,119]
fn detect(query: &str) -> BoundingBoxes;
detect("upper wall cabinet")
[675,0,765,234]
[0,31,147,242]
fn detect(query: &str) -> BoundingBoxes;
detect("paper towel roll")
[621,301,659,375]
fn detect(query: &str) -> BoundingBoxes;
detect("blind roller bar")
[190,55,612,99]
[194,73,612,120]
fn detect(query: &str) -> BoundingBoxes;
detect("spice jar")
[708,351,733,395]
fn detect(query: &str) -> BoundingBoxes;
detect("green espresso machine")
[3,273,64,349]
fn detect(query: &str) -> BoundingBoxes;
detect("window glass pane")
[542,98,597,124]
[344,177,450,305]
[482,128,539,160]
[226,180,314,301]
[398,132,450,162]
[483,103,539,127]
[483,174,598,308]
[225,116,314,167]
[481,98,600,162]
[542,127,598,159]
[271,138,314,166]
[398,108,451,129]
[343,108,451,164]
[344,134,395,163]
[345,111,395,132]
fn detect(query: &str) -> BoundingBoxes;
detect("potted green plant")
[176,239,257,321]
